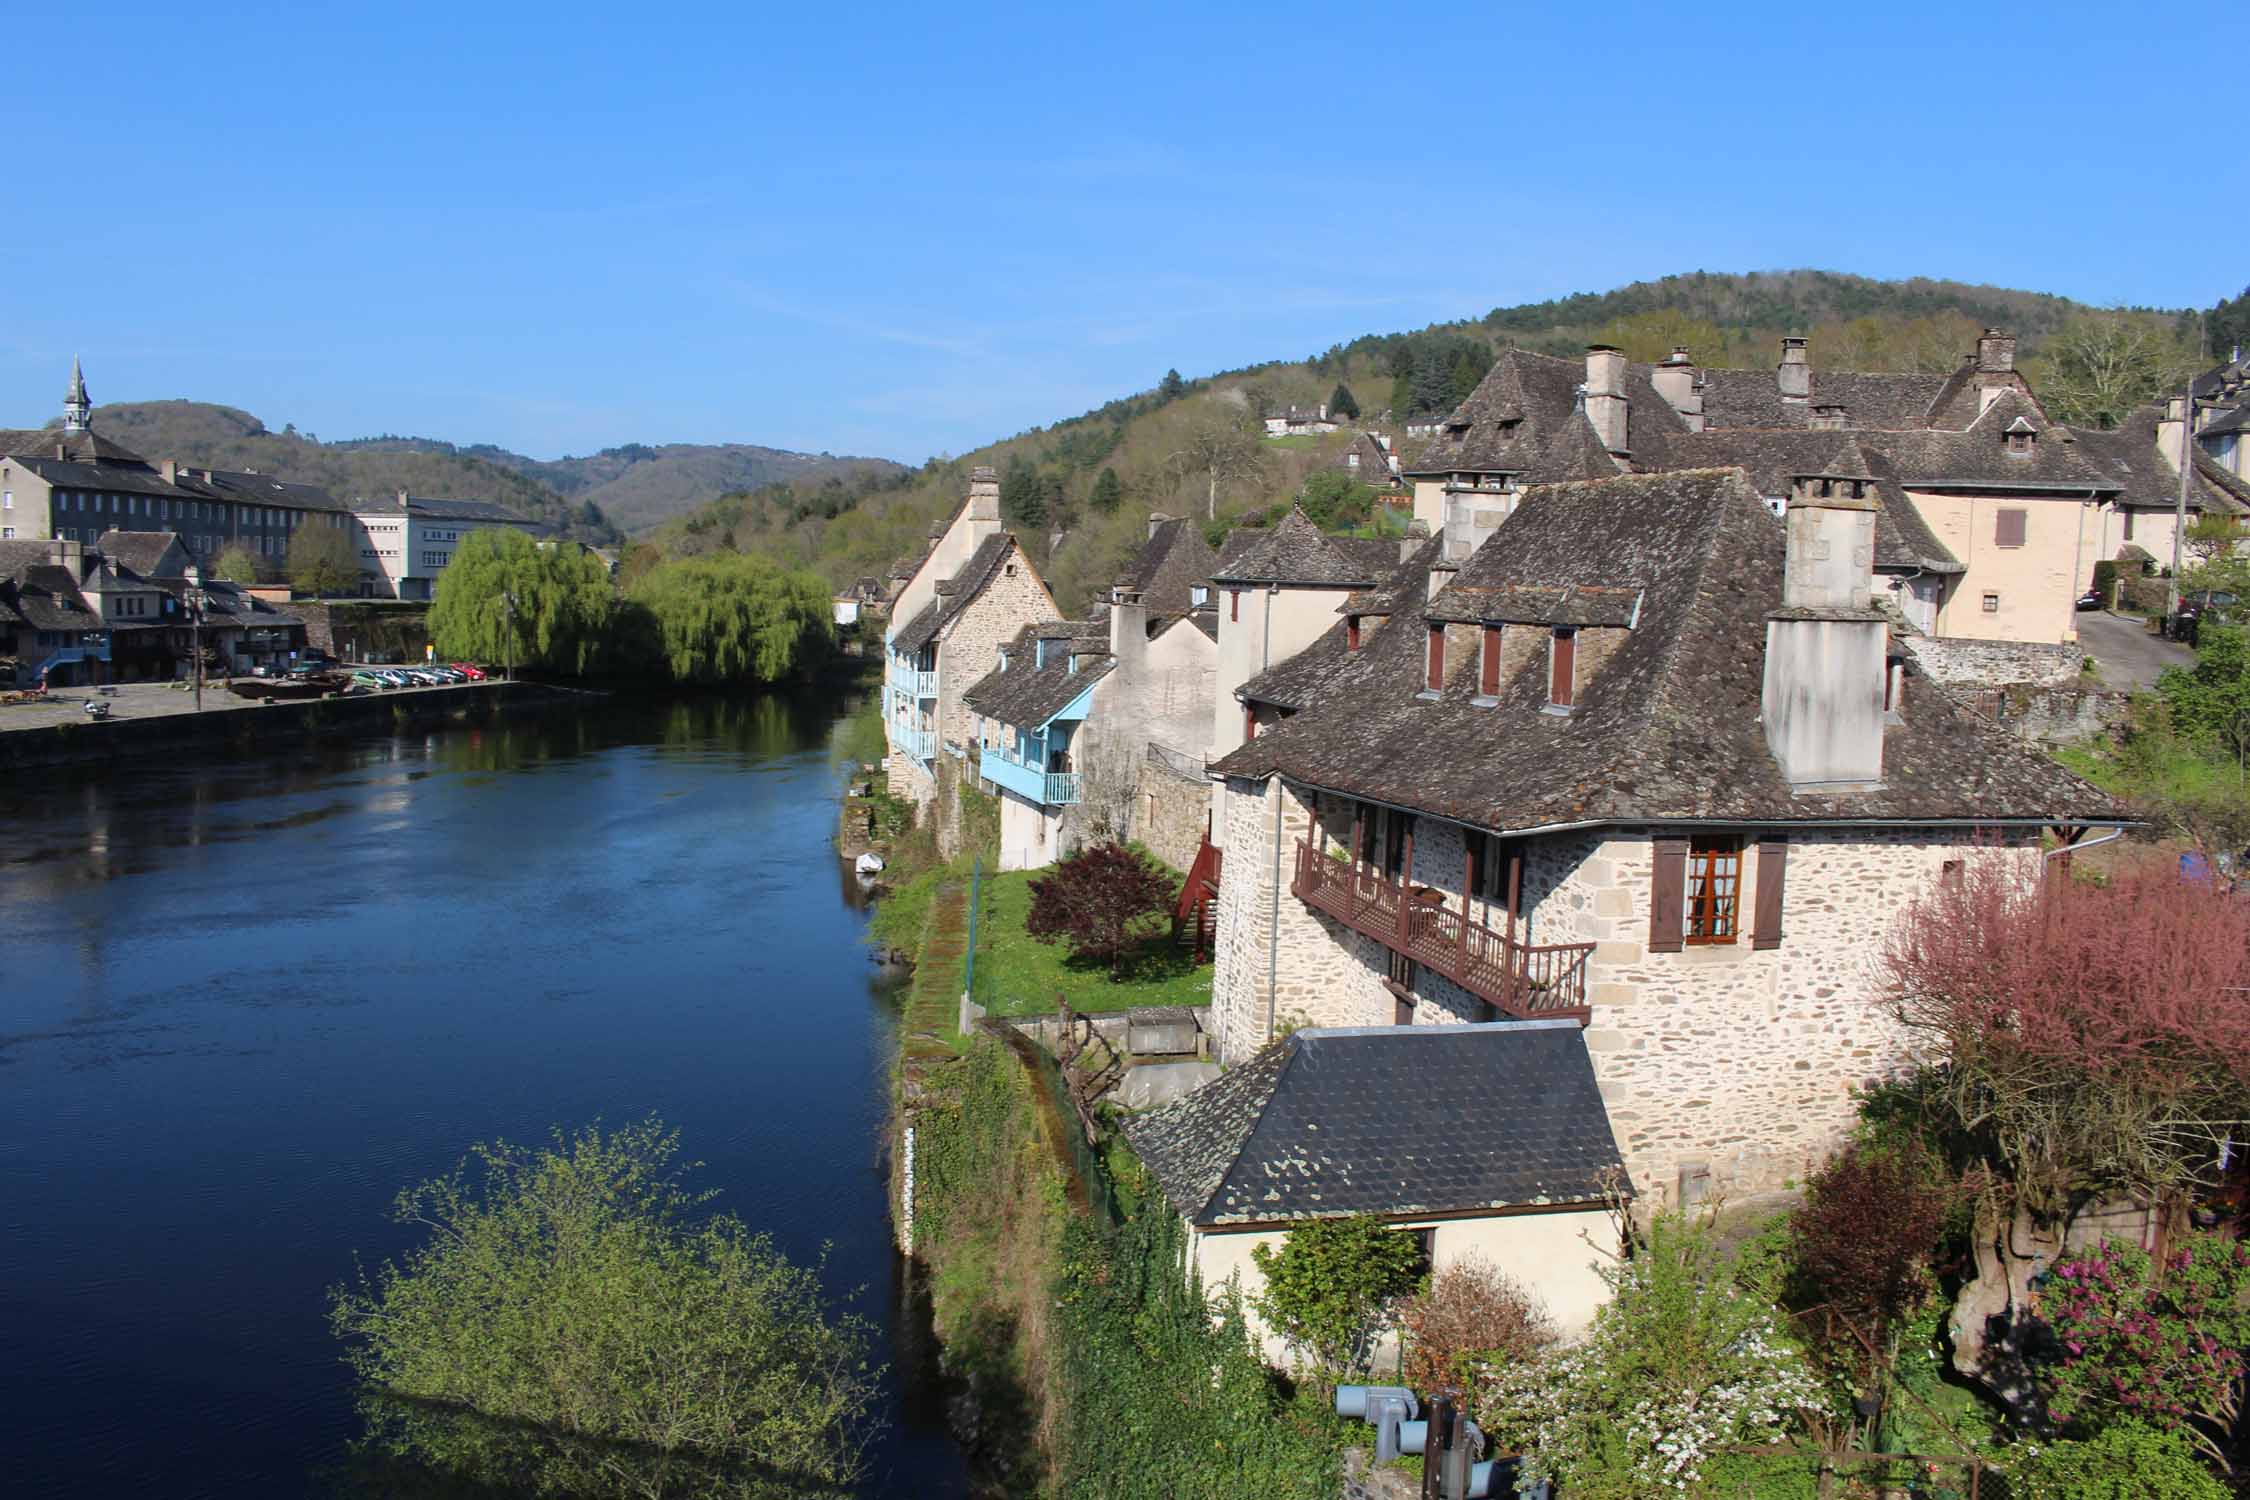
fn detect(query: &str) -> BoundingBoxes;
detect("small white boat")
[854,852,885,876]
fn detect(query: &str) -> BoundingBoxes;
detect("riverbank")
[0,678,603,772]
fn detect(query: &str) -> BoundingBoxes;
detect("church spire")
[62,357,90,433]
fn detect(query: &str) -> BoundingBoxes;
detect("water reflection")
[0,689,967,1499]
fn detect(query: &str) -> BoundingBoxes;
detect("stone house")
[2193,353,2246,479]
[0,532,304,684]
[1123,1023,1625,1357]
[882,467,1059,822]
[1264,403,1339,438]
[960,515,1223,871]
[1202,466,2123,1212]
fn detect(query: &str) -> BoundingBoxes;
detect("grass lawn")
[970,866,1213,1018]
[1260,434,1321,450]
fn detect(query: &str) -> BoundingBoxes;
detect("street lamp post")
[503,591,518,681]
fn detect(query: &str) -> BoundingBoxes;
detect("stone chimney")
[1401,516,1430,564]
[1762,474,1886,787]
[1975,328,2018,374]
[1777,337,1811,401]
[1651,347,1703,431]
[161,459,178,483]
[1108,586,1148,687]
[1810,403,1847,430]
[1146,510,1173,541]
[2157,396,2188,471]
[47,537,84,571]
[966,464,1002,545]
[1584,345,1629,454]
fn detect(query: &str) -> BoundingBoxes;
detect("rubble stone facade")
[1211,773,2040,1208]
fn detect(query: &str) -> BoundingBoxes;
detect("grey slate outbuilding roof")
[1123,1022,1623,1228]
[1212,507,1392,587]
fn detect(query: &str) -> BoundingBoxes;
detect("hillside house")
[2193,353,2246,479]
[1320,430,1404,490]
[1263,403,1339,437]
[1202,466,2123,1211]
[883,467,1059,818]
[1401,333,2249,673]
[0,533,303,685]
[1123,1023,1625,1356]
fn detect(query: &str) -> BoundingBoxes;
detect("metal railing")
[1144,740,1208,780]
[1043,772,1081,805]
[1290,839,1593,1020]
[896,725,935,762]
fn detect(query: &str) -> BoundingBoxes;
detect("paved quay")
[0,678,490,734]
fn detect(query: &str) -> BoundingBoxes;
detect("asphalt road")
[2078,609,2192,691]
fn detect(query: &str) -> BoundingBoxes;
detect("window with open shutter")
[1995,508,2027,548]
[1650,837,1687,952]
[1426,623,1445,692]
[1686,837,1742,944]
[1480,624,1501,697]
[1751,837,1787,949]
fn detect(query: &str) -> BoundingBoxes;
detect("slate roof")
[2069,406,2250,515]
[201,468,347,514]
[890,532,1023,654]
[1117,517,1221,617]
[1211,467,2122,830]
[2203,406,2250,439]
[1687,365,1954,431]
[961,620,1112,726]
[1212,507,1388,587]
[1122,1022,1624,1228]
[1402,349,1692,478]
[93,530,187,580]
[1663,430,1964,573]
[0,424,154,466]
[1322,431,1401,488]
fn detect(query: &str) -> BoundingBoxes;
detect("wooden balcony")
[1290,840,1593,1022]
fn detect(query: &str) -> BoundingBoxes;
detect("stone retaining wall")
[1909,635,2085,688]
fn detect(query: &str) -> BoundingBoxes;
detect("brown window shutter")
[1650,836,1687,952]
[1995,508,2026,548]
[1230,589,1240,622]
[1243,704,1256,741]
[1551,629,1576,708]
[1751,836,1787,949]
[1426,623,1445,691]
[1481,624,1501,696]
[1347,616,1361,652]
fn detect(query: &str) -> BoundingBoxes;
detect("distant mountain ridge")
[332,432,906,533]
[54,399,903,541]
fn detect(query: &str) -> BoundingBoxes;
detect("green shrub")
[1053,1197,1342,1499]
[2012,1420,2227,1500]
[1250,1214,1425,1390]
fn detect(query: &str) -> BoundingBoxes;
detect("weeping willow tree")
[427,529,618,674]
[628,553,833,686]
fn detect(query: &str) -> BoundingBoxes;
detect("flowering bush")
[2039,1231,2250,1461]
[1473,1214,1821,1498]
[1787,1137,1960,1386]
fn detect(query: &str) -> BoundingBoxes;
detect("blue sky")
[4,1,2241,464]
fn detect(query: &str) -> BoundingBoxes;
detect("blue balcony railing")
[979,748,1081,806]
[898,726,935,762]
[889,658,938,699]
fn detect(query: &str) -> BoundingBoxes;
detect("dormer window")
[1478,624,1502,701]
[1191,585,1208,608]
[1423,623,1445,695]
[1547,628,1576,712]
[2005,418,2036,456]
[1347,616,1361,652]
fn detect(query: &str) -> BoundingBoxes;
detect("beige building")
[349,492,545,601]
[882,467,1059,817]
[1122,1023,1625,1362]
[1201,467,2121,1213]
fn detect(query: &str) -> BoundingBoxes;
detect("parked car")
[352,670,389,690]
[451,663,487,681]
[2075,587,2104,612]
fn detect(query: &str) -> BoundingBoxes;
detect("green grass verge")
[968,865,1213,1019]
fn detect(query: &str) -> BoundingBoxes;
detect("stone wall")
[1959,684,2130,745]
[934,544,1056,759]
[1209,772,2039,1208]
[1132,750,1211,874]
[1909,635,2085,688]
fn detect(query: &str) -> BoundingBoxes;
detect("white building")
[350,491,543,600]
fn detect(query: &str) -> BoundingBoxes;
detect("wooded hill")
[69,400,903,542]
[334,433,906,535]
[647,268,2220,615]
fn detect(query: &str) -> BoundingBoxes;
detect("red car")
[450,663,488,681]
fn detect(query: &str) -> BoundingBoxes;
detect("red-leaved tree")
[1884,857,2250,1410]
[1787,1138,1960,1387]
[1025,842,1178,976]
[1887,858,2250,1218]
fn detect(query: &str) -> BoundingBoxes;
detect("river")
[0,694,968,1499]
